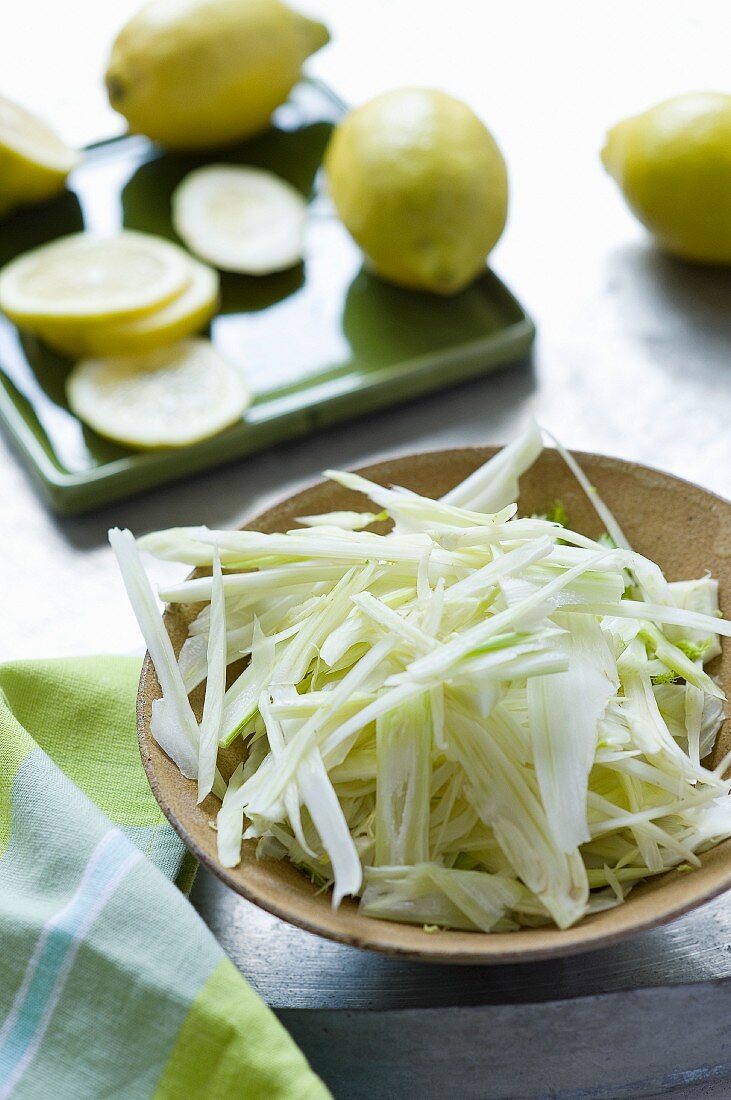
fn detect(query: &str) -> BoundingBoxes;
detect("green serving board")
[0,81,534,514]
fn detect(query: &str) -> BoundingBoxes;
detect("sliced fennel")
[527,613,618,853]
[197,549,225,803]
[115,425,730,934]
[374,693,432,866]
[442,419,543,513]
[296,510,388,530]
[67,339,250,450]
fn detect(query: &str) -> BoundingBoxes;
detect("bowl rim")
[137,444,731,964]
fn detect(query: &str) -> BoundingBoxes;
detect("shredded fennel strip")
[115,425,731,933]
[109,528,200,778]
[197,549,225,803]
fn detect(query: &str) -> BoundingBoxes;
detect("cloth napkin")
[0,656,331,1100]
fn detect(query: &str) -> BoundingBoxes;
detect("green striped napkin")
[0,656,330,1100]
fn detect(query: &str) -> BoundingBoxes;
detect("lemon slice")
[172,165,307,274]
[0,95,80,217]
[0,230,190,326]
[36,257,219,358]
[67,339,250,449]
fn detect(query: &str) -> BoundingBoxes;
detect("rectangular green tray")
[0,80,534,514]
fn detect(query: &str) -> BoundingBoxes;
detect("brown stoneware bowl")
[138,447,731,963]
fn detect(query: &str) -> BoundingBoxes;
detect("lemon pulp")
[0,94,80,217]
[66,338,251,449]
[172,165,307,274]
[36,256,219,357]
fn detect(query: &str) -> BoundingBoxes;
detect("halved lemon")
[172,165,307,274]
[0,95,80,217]
[36,256,219,358]
[0,230,190,326]
[66,338,250,449]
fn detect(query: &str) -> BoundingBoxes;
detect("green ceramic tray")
[0,80,534,514]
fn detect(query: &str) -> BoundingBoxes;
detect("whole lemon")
[105,0,330,151]
[602,93,731,264]
[324,88,508,295]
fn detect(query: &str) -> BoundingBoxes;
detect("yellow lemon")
[0,231,191,327]
[105,0,330,151]
[602,93,731,264]
[324,88,508,295]
[66,339,250,448]
[0,94,79,218]
[35,256,219,358]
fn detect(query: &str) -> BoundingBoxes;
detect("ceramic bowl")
[137,447,731,963]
